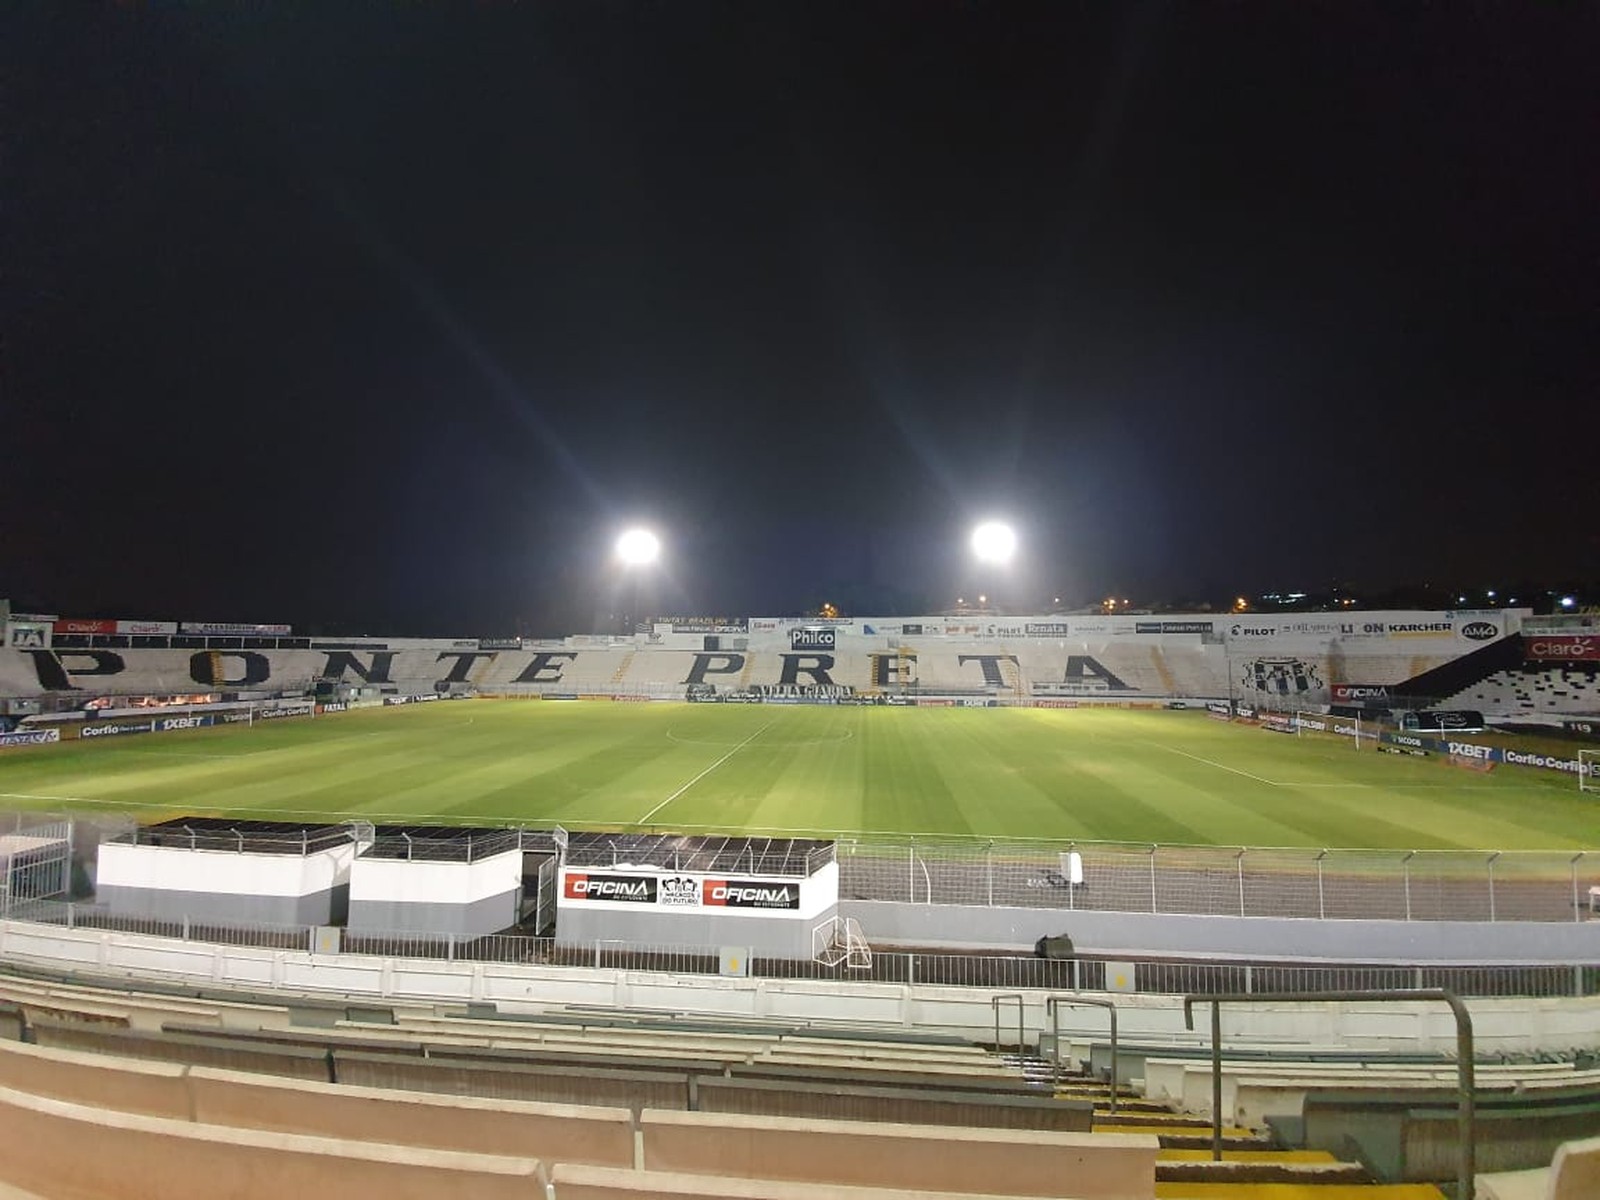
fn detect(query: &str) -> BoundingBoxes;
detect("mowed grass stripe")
[0,703,1594,850]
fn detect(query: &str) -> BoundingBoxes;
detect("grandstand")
[2,605,1599,1197]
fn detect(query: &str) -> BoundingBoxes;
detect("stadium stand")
[8,968,1593,1197]
[1440,665,1600,718]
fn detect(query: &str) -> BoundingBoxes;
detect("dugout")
[346,825,537,938]
[556,832,841,959]
[95,819,356,926]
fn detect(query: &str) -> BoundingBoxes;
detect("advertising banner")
[156,715,213,732]
[1207,701,1232,719]
[1405,710,1487,733]
[5,622,51,649]
[702,878,800,910]
[1376,732,1594,776]
[477,637,523,651]
[1026,623,1071,636]
[1290,714,1362,738]
[53,619,115,635]
[563,873,658,903]
[664,618,749,634]
[260,702,315,720]
[116,620,178,635]
[0,728,60,747]
[1134,621,1213,635]
[790,627,836,651]
[179,622,293,636]
[1332,684,1393,703]
[79,720,153,739]
[1526,635,1599,661]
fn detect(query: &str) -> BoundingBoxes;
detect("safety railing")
[7,902,1599,999]
[1046,994,1119,1111]
[1184,989,1475,1200]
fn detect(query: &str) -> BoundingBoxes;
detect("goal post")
[1581,749,1599,793]
[1293,711,1364,748]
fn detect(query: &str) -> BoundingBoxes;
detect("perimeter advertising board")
[1526,635,1598,661]
[560,866,823,917]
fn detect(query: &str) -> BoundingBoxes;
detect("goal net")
[1292,712,1365,749]
[1581,749,1599,794]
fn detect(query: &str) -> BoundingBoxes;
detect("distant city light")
[1560,596,1577,609]
[1487,590,1496,599]
[978,594,988,605]
[970,520,1017,565]
[615,528,660,566]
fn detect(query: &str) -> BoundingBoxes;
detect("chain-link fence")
[837,839,1595,922]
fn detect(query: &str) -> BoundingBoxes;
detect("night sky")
[4,3,1596,635]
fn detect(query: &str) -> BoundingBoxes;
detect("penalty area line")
[636,720,774,826]
[1146,742,1279,786]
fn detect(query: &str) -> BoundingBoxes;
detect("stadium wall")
[346,851,522,937]
[3,918,1597,1056]
[96,842,355,927]
[845,901,1600,963]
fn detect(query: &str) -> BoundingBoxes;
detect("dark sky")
[3,3,1596,635]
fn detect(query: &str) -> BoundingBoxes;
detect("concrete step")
[1156,1160,1372,1186]
[1095,1111,1233,1130]
[1153,1183,1448,1200]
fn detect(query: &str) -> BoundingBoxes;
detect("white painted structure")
[96,840,356,926]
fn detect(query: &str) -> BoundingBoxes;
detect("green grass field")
[3,702,1596,851]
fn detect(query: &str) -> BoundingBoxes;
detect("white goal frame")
[1581,749,1599,793]
[1294,711,1364,749]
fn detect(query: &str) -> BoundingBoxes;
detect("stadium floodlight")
[615,528,661,566]
[970,520,1017,566]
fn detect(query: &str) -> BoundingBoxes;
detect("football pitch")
[0,703,1595,851]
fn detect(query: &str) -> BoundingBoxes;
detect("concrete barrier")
[185,1065,635,1165]
[694,1075,1092,1132]
[30,1021,333,1080]
[549,1162,1087,1199]
[1549,1135,1600,1200]
[0,1083,548,1200]
[1477,1137,1600,1200]
[335,1048,691,1109]
[0,1037,190,1118]
[640,1109,1157,1197]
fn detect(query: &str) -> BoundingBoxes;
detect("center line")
[1147,741,1279,785]
[636,721,774,825]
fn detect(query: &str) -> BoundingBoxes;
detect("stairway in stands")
[1011,1050,1451,1200]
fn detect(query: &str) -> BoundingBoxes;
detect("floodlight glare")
[615,528,661,566]
[970,521,1016,565]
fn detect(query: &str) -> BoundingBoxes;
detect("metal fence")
[837,839,1596,923]
[0,817,74,919]
[9,901,1598,998]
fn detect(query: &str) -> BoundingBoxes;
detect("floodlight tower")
[615,527,661,634]
[969,520,1017,613]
